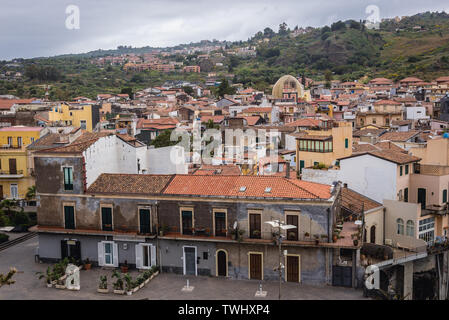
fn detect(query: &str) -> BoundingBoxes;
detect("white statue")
[65,264,80,291]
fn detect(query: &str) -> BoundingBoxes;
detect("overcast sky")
[1,0,449,60]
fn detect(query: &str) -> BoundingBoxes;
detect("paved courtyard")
[0,236,367,300]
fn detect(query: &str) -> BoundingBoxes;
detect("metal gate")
[332,266,352,287]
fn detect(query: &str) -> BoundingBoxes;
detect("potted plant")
[304,232,310,238]
[120,260,129,274]
[313,234,319,245]
[332,233,338,243]
[252,230,261,238]
[287,232,296,240]
[83,258,92,270]
[151,265,160,277]
[137,275,145,288]
[36,267,54,288]
[112,270,125,294]
[124,273,133,295]
[353,239,359,246]
[97,275,109,293]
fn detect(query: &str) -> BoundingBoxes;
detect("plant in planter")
[353,239,359,246]
[123,273,133,295]
[313,234,320,245]
[159,224,169,236]
[304,232,310,238]
[97,275,108,293]
[252,230,261,238]
[287,232,296,240]
[112,270,124,294]
[120,260,129,274]
[83,258,92,270]
[332,231,340,242]
[137,275,145,288]
[36,267,54,287]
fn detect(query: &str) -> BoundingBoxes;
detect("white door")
[99,241,118,267]
[136,244,156,269]
[183,246,197,276]
[10,184,18,199]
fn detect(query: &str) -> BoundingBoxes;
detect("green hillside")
[1,11,449,99]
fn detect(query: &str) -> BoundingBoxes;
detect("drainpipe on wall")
[155,201,162,273]
[383,207,386,245]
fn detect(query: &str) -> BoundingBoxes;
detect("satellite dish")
[233,221,238,229]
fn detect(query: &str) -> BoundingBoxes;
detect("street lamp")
[265,219,297,300]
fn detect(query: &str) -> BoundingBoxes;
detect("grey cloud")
[0,0,448,59]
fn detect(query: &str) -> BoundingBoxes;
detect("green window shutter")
[400,166,403,176]
[405,165,409,175]
[345,138,348,148]
[443,190,447,204]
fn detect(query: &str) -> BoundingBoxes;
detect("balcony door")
[181,210,193,235]
[139,208,151,234]
[249,213,261,239]
[9,159,16,174]
[286,214,299,241]
[101,207,113,231]
[418,188,426,209]
[214,211,226,237]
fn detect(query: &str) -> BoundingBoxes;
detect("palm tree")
[25,186,36,201]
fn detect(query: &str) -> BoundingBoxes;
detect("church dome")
[272,75,305,99]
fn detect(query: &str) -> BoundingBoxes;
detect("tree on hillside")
[325,70,333,89]
[120,87,133,99]
[263,27,275,38]
[216,79,236,98]
[279,22,289,36]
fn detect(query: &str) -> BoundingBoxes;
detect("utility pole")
[278,222,281,300]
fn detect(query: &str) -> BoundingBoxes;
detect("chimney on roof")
[285,162,290,178]
[343,183,348,188]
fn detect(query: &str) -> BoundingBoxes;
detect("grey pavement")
[0,237,367,300]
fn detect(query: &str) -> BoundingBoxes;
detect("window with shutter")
[63,167,73,190]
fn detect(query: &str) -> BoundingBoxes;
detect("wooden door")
[286,215,298,240]
[249,214,261,239]
[214,212,226,236]
[249,253,262,280]
[217,250,227,276]
[64,206,75,229]
[286,256,300,282]
[9,159,16,174]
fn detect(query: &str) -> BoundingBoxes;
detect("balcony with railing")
[159,225,232,241]
[0,169,24,178]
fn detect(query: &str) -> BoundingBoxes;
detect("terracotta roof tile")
[379,130,420,142]
[341,187,382,213]
[87,173,173,195]
[164,175,331,200]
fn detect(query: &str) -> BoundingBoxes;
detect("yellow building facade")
[48,104,97,132]
[0,126,45,200]
[295,121,353,172]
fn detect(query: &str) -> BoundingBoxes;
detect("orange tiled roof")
[285,118,321,127]
[88,173,173,195]
[341,187,382,213]
[379,130,420,142]
[163,175,332,200]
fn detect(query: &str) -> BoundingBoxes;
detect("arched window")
[406,220,415,237]
[370,225,376,243]
[397,218,404,235]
